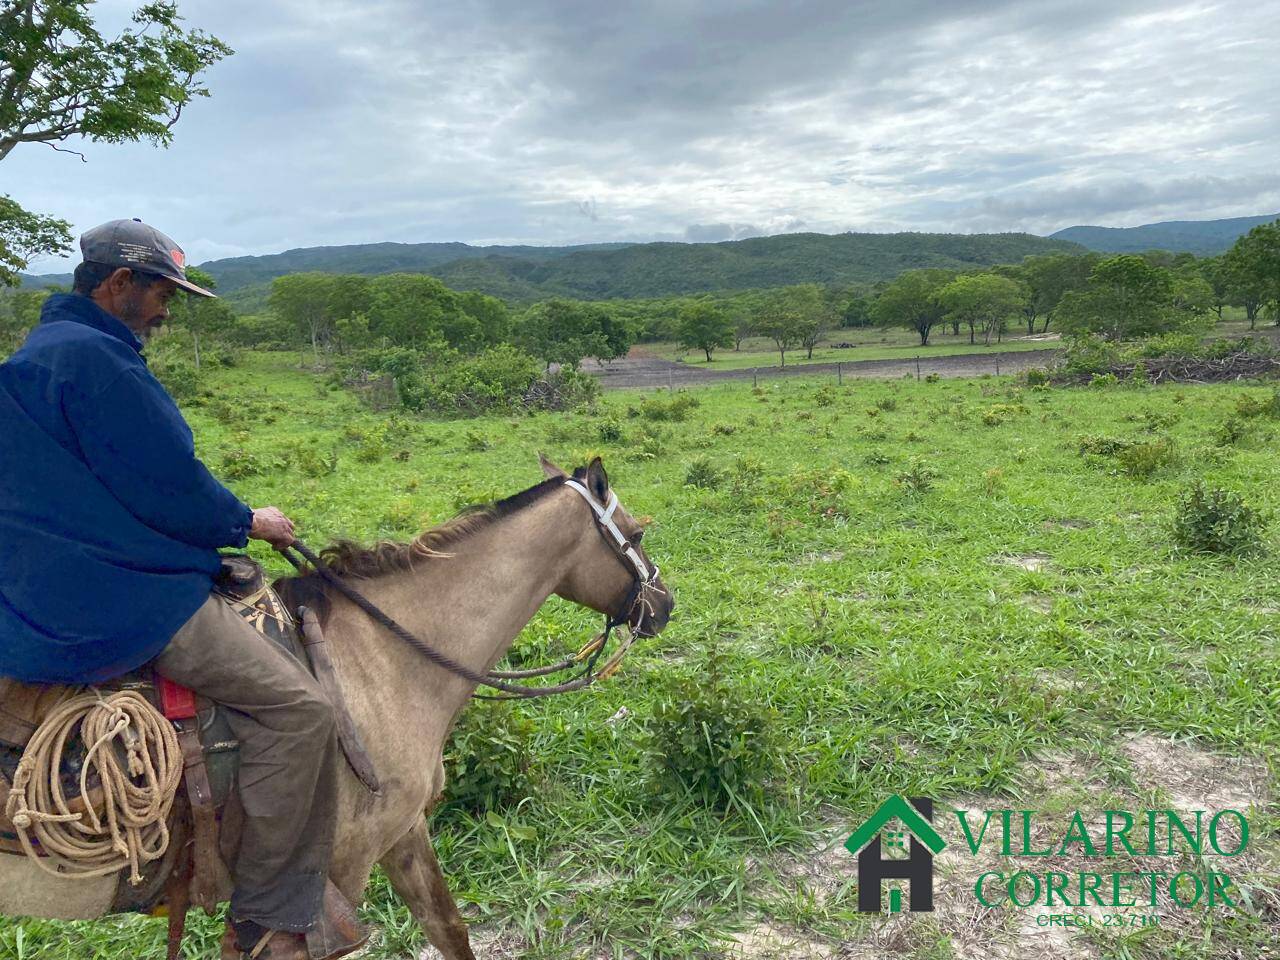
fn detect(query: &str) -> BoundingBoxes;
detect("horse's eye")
[630,529,644,545]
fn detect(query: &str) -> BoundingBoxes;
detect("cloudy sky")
[10,0,1280,270]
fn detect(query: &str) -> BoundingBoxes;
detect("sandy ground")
[588,348,1062,390]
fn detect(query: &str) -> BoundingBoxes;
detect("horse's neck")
[328,490,584,750]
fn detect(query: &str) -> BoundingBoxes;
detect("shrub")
[1215,416,1251,447]
[773,467,855,518]
[895,458,937,494]
[1234,390,1280,420]
[924,372,941,384]
[1115,439,1178,479]
[1024,368,1050,387]
[442,700,537,812]
[1077,435,1136,457]
[292,442,339,478]
[597,418,624,442]
[814,387,835,407]
[981,403,1022,426]
[875,396,897,412]
[683,456,723,489]
[710,421,737,436]
[464,429,491,452]
[643,647,777,808]
[523,367,600,412]
[219,434,286,480]
[726,456,764,498]
[1171,483,1267,554]
[1090,372,1120,389]
[634,392,700,422]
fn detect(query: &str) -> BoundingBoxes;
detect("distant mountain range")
[19,231,1082,310]
[1049,214,1278,256]
[22,213,1276,309]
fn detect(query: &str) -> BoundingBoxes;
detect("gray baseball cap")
[79,218,216,298]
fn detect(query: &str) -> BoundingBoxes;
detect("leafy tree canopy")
[0,1,232,282]
[676,300,734,362]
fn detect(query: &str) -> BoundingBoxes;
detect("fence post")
[753,368,758,388]
[668,368,674,392]
[915,356,921,381]
[837,362,842,385]
[995,357,1001,377]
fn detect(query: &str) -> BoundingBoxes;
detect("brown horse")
[0,456,673,959]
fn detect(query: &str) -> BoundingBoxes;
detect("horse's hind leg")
[380,819,476,960]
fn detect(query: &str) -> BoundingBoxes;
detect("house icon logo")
[844,795,945,913]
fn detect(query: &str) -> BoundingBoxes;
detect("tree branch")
[43,140,86,161]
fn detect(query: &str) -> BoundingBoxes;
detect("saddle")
[0,556,378,960]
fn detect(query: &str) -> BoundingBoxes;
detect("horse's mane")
[274,466,587,624]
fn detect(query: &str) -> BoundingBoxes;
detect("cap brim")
[171,275,217,298]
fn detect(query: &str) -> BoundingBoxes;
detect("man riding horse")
[0,219,366,960]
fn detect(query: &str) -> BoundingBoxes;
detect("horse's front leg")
[380,818,476,960]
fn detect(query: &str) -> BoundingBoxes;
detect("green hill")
[22,230,1084,310]
[213,231,1083,311]
[1050,214,1279,256]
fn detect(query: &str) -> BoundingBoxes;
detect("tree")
[732,310,753,351]
[676,300,733,362]
[165,266,234,368]
[269,273,344,364]
[755,288,810,366]
[1055,255,1186,341]
[871,269,952,346]
[1199,255,1232,321]
[937,273,1027,346]
[842,295,874,328]
[0,2,232,283]
[518,298,621,370]
[1220,245,1267,329]
[0,284,48,355]
[791,284,841,359]
[1226,220,1280,326]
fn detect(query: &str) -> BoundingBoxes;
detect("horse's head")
[540,454,674,638]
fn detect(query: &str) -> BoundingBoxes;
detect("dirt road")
[589,347,1062,390]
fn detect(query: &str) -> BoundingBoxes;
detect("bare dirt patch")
[1119,733,1269,813]
[727,921,834,958]
[998,552,1053,572]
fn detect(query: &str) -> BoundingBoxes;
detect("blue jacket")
[0,293,253,683]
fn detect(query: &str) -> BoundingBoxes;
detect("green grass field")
[4,353,1278,959]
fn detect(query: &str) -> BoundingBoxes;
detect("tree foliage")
[165,266,235,368]
[0,1,232,283]
[871,269,953,346]
[676,300,733,362]
[1225,219,1280,326]
[517,298,631,369]
[1054,255,1209,342]
[937,273,1027,345]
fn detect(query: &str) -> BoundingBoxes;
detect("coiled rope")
[3,689,183,884]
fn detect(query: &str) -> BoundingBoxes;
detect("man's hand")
[249,507,295,550]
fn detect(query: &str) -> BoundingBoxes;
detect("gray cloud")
[11,0,1280,269]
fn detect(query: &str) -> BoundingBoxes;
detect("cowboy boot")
[219,924,308,960]
[221,881,369,960]
[305,878,371,960]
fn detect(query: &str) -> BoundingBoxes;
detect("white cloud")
[11,0,1280,270]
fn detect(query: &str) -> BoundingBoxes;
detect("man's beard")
[117,291,162,341]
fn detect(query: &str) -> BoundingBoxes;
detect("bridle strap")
[277,478,655,699]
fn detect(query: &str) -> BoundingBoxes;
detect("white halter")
[563,479,657,584]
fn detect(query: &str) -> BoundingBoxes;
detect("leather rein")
[278,479,660,700]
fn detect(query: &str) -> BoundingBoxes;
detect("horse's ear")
[539,453,567,479]
[586,456,609,500]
